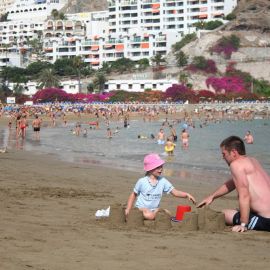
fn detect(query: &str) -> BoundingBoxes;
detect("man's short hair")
[220,136,246,155]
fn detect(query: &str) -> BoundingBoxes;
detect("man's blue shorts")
[233,211,270,231]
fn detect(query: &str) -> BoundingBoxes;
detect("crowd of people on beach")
[1,101,270,233]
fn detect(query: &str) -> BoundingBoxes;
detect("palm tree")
[100,62,111,74]
[151,53,166,68]
[38,68,60,89]
[93,72,107,93]
[72,56,84,93]
[179,72,189,86]
[175,50,188,68]
[51,9,59,20]
[58,12,67,20]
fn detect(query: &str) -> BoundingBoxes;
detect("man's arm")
[197,179,235,208]
[230,162,250,232]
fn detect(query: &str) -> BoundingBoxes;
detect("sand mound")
[126,208,144,228]
[108,204,126,226]
[154,210,172,230]
[101,206,225,232]
[198,206,225,231]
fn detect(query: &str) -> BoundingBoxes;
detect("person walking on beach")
[181,129,189,150]
[125,153,196,220]
[244,130,254,144]
[32,115,42,140]
[197,136,270,232]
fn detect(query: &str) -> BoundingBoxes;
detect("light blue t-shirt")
[134,176,174,210]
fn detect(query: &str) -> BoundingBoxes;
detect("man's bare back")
[232,156,270,218]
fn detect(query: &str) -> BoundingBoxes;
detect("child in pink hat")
[125,153,196,220]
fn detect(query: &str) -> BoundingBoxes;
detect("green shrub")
[172,33,197,52]
[225,13,236,20]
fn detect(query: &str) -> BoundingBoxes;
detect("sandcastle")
[103,204,225,232]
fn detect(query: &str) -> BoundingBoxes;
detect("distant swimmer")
[244,130,254,144]
[32,115,42,140]
[107,128,112,139]
[169,125,177,142]
[165,137,176,156]
[157,128,165,145]
[138,135,148,139]
[83,128,88,137]
[181,129,189,150]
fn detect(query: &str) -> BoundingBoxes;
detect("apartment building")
[0,20,44,45]
[108,0,237,36]
[0,0,15,16]
[6,0,67,21]
[44,0,236,68]
[44,30,180,68]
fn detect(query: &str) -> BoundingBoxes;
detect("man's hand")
[196,195,214,208]
[232,225,247,233]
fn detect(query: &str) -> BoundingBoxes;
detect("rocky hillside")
[60,0,107,14]
[224,0,270,32]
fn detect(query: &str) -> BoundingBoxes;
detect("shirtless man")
[181,129,189,149]
[244,130,254,144]
[197,136,270,232]
[157,128,165,145]
[32,115,42,140]
[169,125,177,142]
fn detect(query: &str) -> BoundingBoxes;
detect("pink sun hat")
[144,153,165,172]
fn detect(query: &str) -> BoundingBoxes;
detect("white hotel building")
[0,0,66,67]
[44,0,237,68]
[0,0,15,16]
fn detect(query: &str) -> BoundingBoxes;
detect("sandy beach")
[1,147,270,270]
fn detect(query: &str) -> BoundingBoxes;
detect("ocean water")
[2,118,270,177]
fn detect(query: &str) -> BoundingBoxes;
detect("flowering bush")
[165,84,198,102]
[197,90,216,98]
[225,62,253,91]
[33,88,115,103]
[33,88,75,103]
[186,57,217,74]
[210,35,240,59]
[206,76,247,93]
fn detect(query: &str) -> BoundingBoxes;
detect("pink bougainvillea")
[210,35,240,59]
[206,76,247,93]
[186,59,217,74]
[33,88,114,103]
[33,88,75,103]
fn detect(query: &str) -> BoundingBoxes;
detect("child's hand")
[125,208,130,216]
[186,193,196,204]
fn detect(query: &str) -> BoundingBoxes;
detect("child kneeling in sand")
[125,153,196,220]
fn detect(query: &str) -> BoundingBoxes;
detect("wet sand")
[1,149,270,270]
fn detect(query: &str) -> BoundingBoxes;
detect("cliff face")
[224,0,270,32]
[60,0,107,14]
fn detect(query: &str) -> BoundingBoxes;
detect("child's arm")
[171,188,196,204]
[125,192,137,215]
